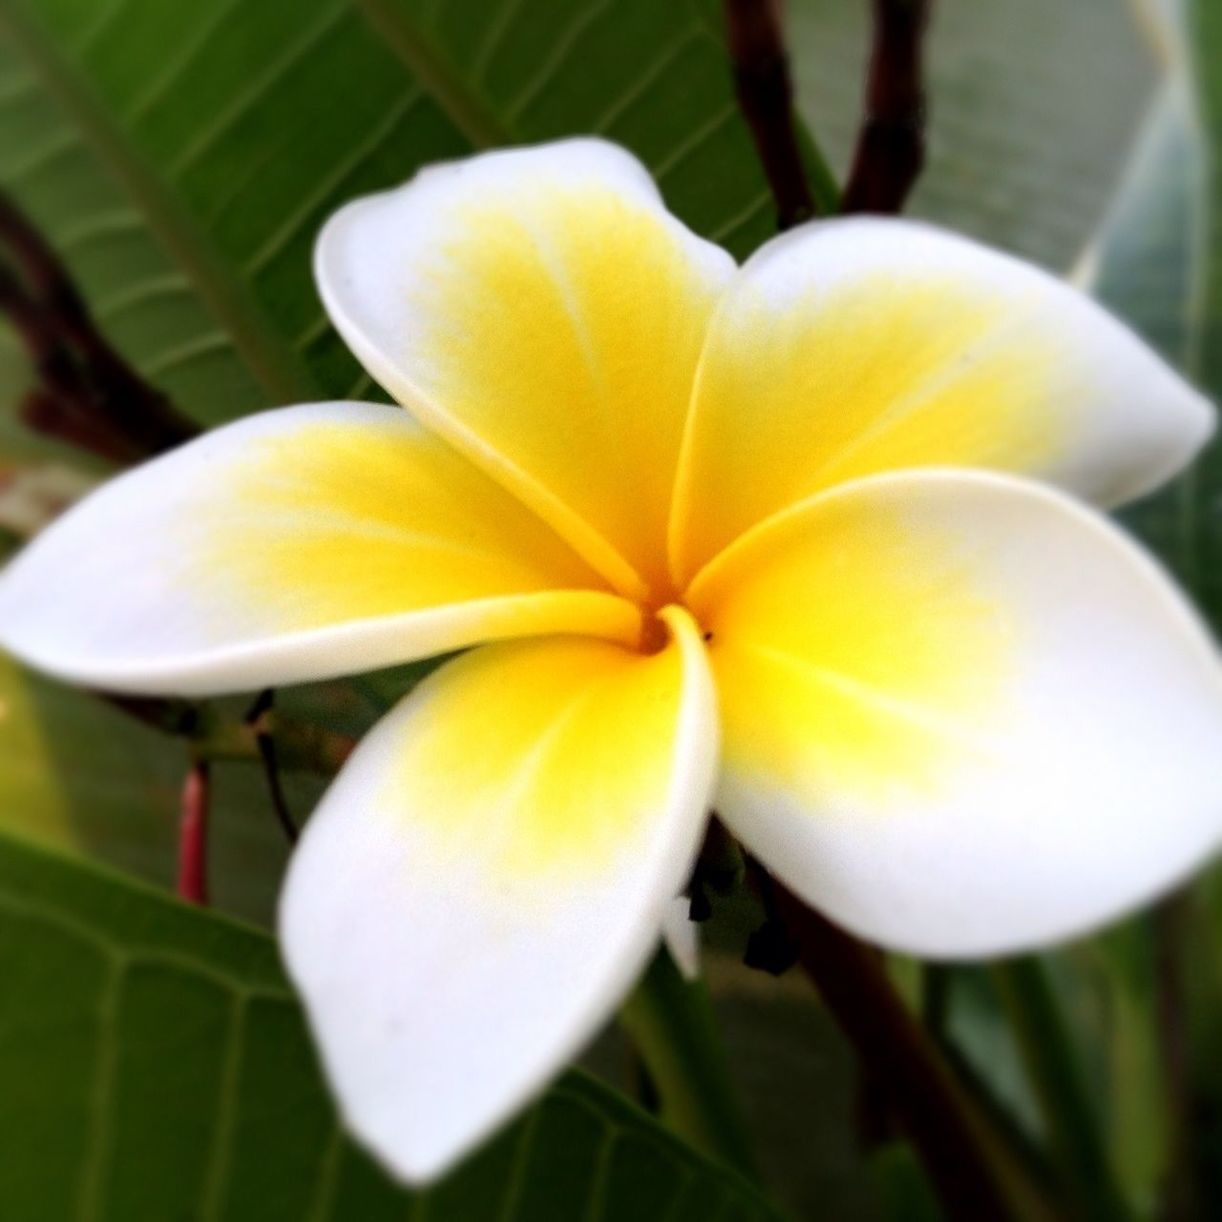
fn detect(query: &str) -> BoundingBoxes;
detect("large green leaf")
[0,831,786,1221]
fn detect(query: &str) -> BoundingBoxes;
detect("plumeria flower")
[2,139,1221,1183]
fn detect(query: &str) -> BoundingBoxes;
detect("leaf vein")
[166,2,348,181]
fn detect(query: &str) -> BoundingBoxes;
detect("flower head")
[2,139,1220,1182]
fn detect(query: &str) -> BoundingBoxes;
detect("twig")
[723,0,819,229]
[841,0,931,214]
[0,261,131,463]
[0,191,198,461]
[246,689,299,844]
[177,756,211,905]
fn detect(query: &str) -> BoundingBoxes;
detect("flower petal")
[671,217,1214,583]
[688,469,1222,957]
[315,138,735,600]
[0,402,637,695]
[279,607,717,1182]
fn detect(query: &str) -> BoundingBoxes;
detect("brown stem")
[755,862,1029,1221]
[19,386,136,465]
[0,192,198,461]
[0,261,132,464]
[841,0,931,214]
[723,0,818,229]
[177,757,211,905]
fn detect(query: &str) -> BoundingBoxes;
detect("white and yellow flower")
[2,139,1220,1182]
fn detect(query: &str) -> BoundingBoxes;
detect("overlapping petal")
[315,138,735,599]
[0,402,637,695]
[687,469,1222,957]
[670,218,1213,583]
[279,607,717,1181]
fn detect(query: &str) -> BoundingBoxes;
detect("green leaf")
[0,830,786,1221]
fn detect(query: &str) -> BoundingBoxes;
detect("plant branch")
[619,947,761,1182]
[757,862,1053,1221]
[841,0,931,214]
[723,0,822,228]
[0,191,198,462]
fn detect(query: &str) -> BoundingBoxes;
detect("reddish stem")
[177,758,211,906]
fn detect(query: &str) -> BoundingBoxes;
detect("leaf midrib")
[353,0,510,148]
